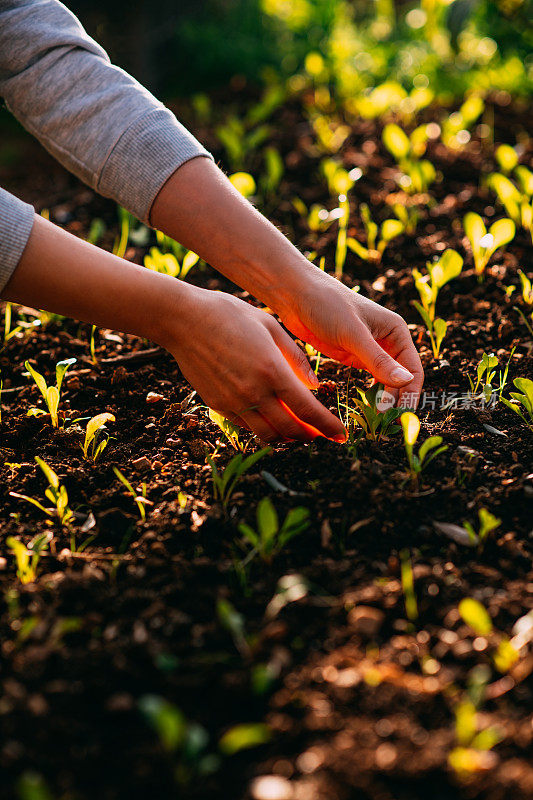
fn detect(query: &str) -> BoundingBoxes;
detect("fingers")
[377,320,424,409]
[269,323,319,389]
[238,408,285,444]
[273,363,347,442]
[346,324,415,388]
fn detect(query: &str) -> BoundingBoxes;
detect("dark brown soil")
[0,98,532,800]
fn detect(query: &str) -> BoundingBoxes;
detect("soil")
[0,96,532,800]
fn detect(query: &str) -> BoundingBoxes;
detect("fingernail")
[390,366,414,384]
[333,433,347,443]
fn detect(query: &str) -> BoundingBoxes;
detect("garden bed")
[0,96,532,800]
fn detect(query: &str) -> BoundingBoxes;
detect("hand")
[162,287,347,444]
[277,269,424,407]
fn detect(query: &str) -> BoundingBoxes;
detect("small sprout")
[463,507,502,548]
[459,598,519,674]
[459,598,493,636]
[144,246,199,280]
[400,549,418,623]
[238,497,310,564]
[261,146,284,197]
[349,383,403,442]
[113,466,149,520]
[412,249,463,358]
[501,377,533,432]
[346,203,404,264]
[401,411,447,488]
[25,358,76,428]
[81,413,115,461]
[382,122,436,194]
[218,723,271,756]
[229,171,256,198]
[495,143,518,174]
[216,598,250,657]
[487,171,533,242]
[6,532,52,584]
[10,457,73,527]
[208,409,246,451]
[513,269,533,336]
[467,352,500,403]
[463,212,515,279]
[207,447,271,510]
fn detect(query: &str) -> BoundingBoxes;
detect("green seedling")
[346,203,404,264]
[10,457,73,527]
[449,694,501,778]
[468,352,499,403]
[412,249,463,358]
[463,212,515,280]
[335,193,350,276]
[441,95,484,150]
[401,412,447,488]
[321,159,357,197]
[81,413,115,461]
[501,377,533,432]
[113,466,149,520]
[2,303,41,348]
[350,383,403,442]
[260,145,284,197]
[495,144,518,174]
[400,549,418,623]
[6,532,52,584]
[382,123,436,194]
[208,409,252,453]
[391,202,419,236]
[487,170,533,242]
[207,447,271,510]
[463,507,502,549]
[216,113,271,170]
[144,245,199,280]
[459,598,519,673]
[312,113,351,155]
[25,357,76,428]
[238,497,310,564]
[138,695,216,784]
[511,269,533,336]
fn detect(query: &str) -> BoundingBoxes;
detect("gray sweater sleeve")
[0,0,213,293]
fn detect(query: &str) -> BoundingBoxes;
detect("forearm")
[150,158,319,316]
[1,214,194,347]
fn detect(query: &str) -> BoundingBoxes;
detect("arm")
[151,158,424,405]
[3,215,348,444]
[0,0,212,224]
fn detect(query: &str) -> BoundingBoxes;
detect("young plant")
[207,447,271,510]
[6,532,52,584]
[208,409,251,452]
[468,352,499,403]
[412,249,463,358]
[512,269,533,336]
[25,357,76,427]
[463,508,502,549]
[501,377,533,432]
[350,383,404,442]
[463,213,515,280]
[400,548,418,623]
[441,94,484,150]
[346,203,404,264]
[238,497,310,564]
[80,413,115,461]
[487,170,533,243]
[10,457,73,527]
[382,123,436,195]
[144,245,199,280]
[401,412,447,489]
[113,466,149,520]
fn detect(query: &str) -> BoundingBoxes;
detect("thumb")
[271,326,320,389]
[352,328,414,388]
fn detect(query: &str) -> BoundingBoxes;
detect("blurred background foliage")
[67,0,532,98]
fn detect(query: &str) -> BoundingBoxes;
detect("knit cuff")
[96,106,213,224]
[0,187,35,294]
